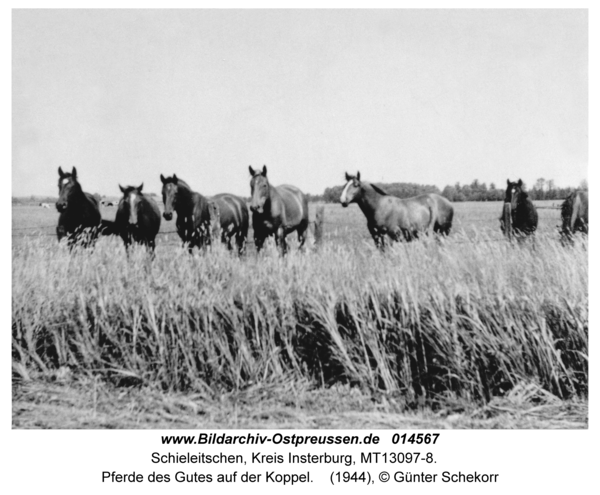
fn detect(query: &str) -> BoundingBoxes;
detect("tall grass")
[12,232,587,405]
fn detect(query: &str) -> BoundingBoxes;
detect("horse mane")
[121,185,144,195]
[162,175,192,191]
[369,183,388,196]
[175,178,192,191]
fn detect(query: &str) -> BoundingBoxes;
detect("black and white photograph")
[12,7,589,436]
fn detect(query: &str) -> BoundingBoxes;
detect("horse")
[39,202,51,209]
[56,167,103,248]
[114,184,161,252]
[248,165,309,255]
[339,171,453,249]
[160,174,249,254]
[560,190,588,241]
[499,179,538,240]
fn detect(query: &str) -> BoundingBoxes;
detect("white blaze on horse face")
[62,178,70,186]
[340,180,353,204]
[129,193,138,224]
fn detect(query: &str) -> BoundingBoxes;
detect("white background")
[5,1,597,493]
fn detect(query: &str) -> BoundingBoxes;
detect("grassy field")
[12,200,588,428]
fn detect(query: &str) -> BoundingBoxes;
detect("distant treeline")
[12,196,58,205]
[440,178,585,202]
[318,182,441,203]
[12,192,159,206]
[314,178,586,203]
[12,178,586,205]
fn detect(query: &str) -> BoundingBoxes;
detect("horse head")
[119,184,144,225]
[504,179,525,209]
[249,165,269,214]
[56,166,81,212]
[160,174,179,221]
[340,171,362,207]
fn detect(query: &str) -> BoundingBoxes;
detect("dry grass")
[12,202,588,427]
[13,375,587,429]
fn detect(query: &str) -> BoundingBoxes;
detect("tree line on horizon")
[12,178,587,205]
[313,178,587,204]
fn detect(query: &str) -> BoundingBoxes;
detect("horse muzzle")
[340,201,348,208]
[250,205,263,214]
[163,211,173,221]
[56,202,67,212]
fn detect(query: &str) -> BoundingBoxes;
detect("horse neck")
[515,192,529,210]
[264,182,279,213]
[174,185,200,215]
[356,185,382,220]
[66,183,87,207]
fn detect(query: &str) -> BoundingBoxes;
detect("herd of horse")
[53,166,588,254]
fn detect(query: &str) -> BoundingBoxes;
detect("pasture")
[12,201,588,428]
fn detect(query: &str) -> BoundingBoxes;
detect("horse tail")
[502,202,512,240]
[313,204,325,247]
[207,200,221,242]
[433,195,453,235]
[561,193,575,235]
[239,200,249,237]
[427,195,438,235]
[445,201,454,235]
[579,191,589,233]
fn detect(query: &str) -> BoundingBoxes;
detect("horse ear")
[160,174,166,184]
[262,165,267,176]
[72,167,77,179]
[518,179,523,187]
[58,167,65,178]
[173,174,178,184]
[507,179,510,186]
[357,171,361,181]
[249,165,255,176]
[345,172,351,181]
[119,184,126,193]
[138,183,143,192]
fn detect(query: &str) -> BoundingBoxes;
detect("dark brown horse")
[561,190,588,241]
[340,172,453,248]
[56,167,103,248]
[115,184,161,252]
[160,174,249,254]
[500,179,538,240]
[248,165,309,255]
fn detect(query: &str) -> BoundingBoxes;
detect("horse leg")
[275,228,287,256]
[236,232,246,255]
[372,233,385,251]
[388,226,405,243]
[201,237,211,254]
[147,239,156,259]
[254,235,265,253]
[224,232,234,252]
[56,225,66,243]
[297,228,307,251]
[368,224,383,251]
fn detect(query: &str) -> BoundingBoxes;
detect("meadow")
[12,200,588,428]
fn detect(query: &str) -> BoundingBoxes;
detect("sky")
[12,9,588,198]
